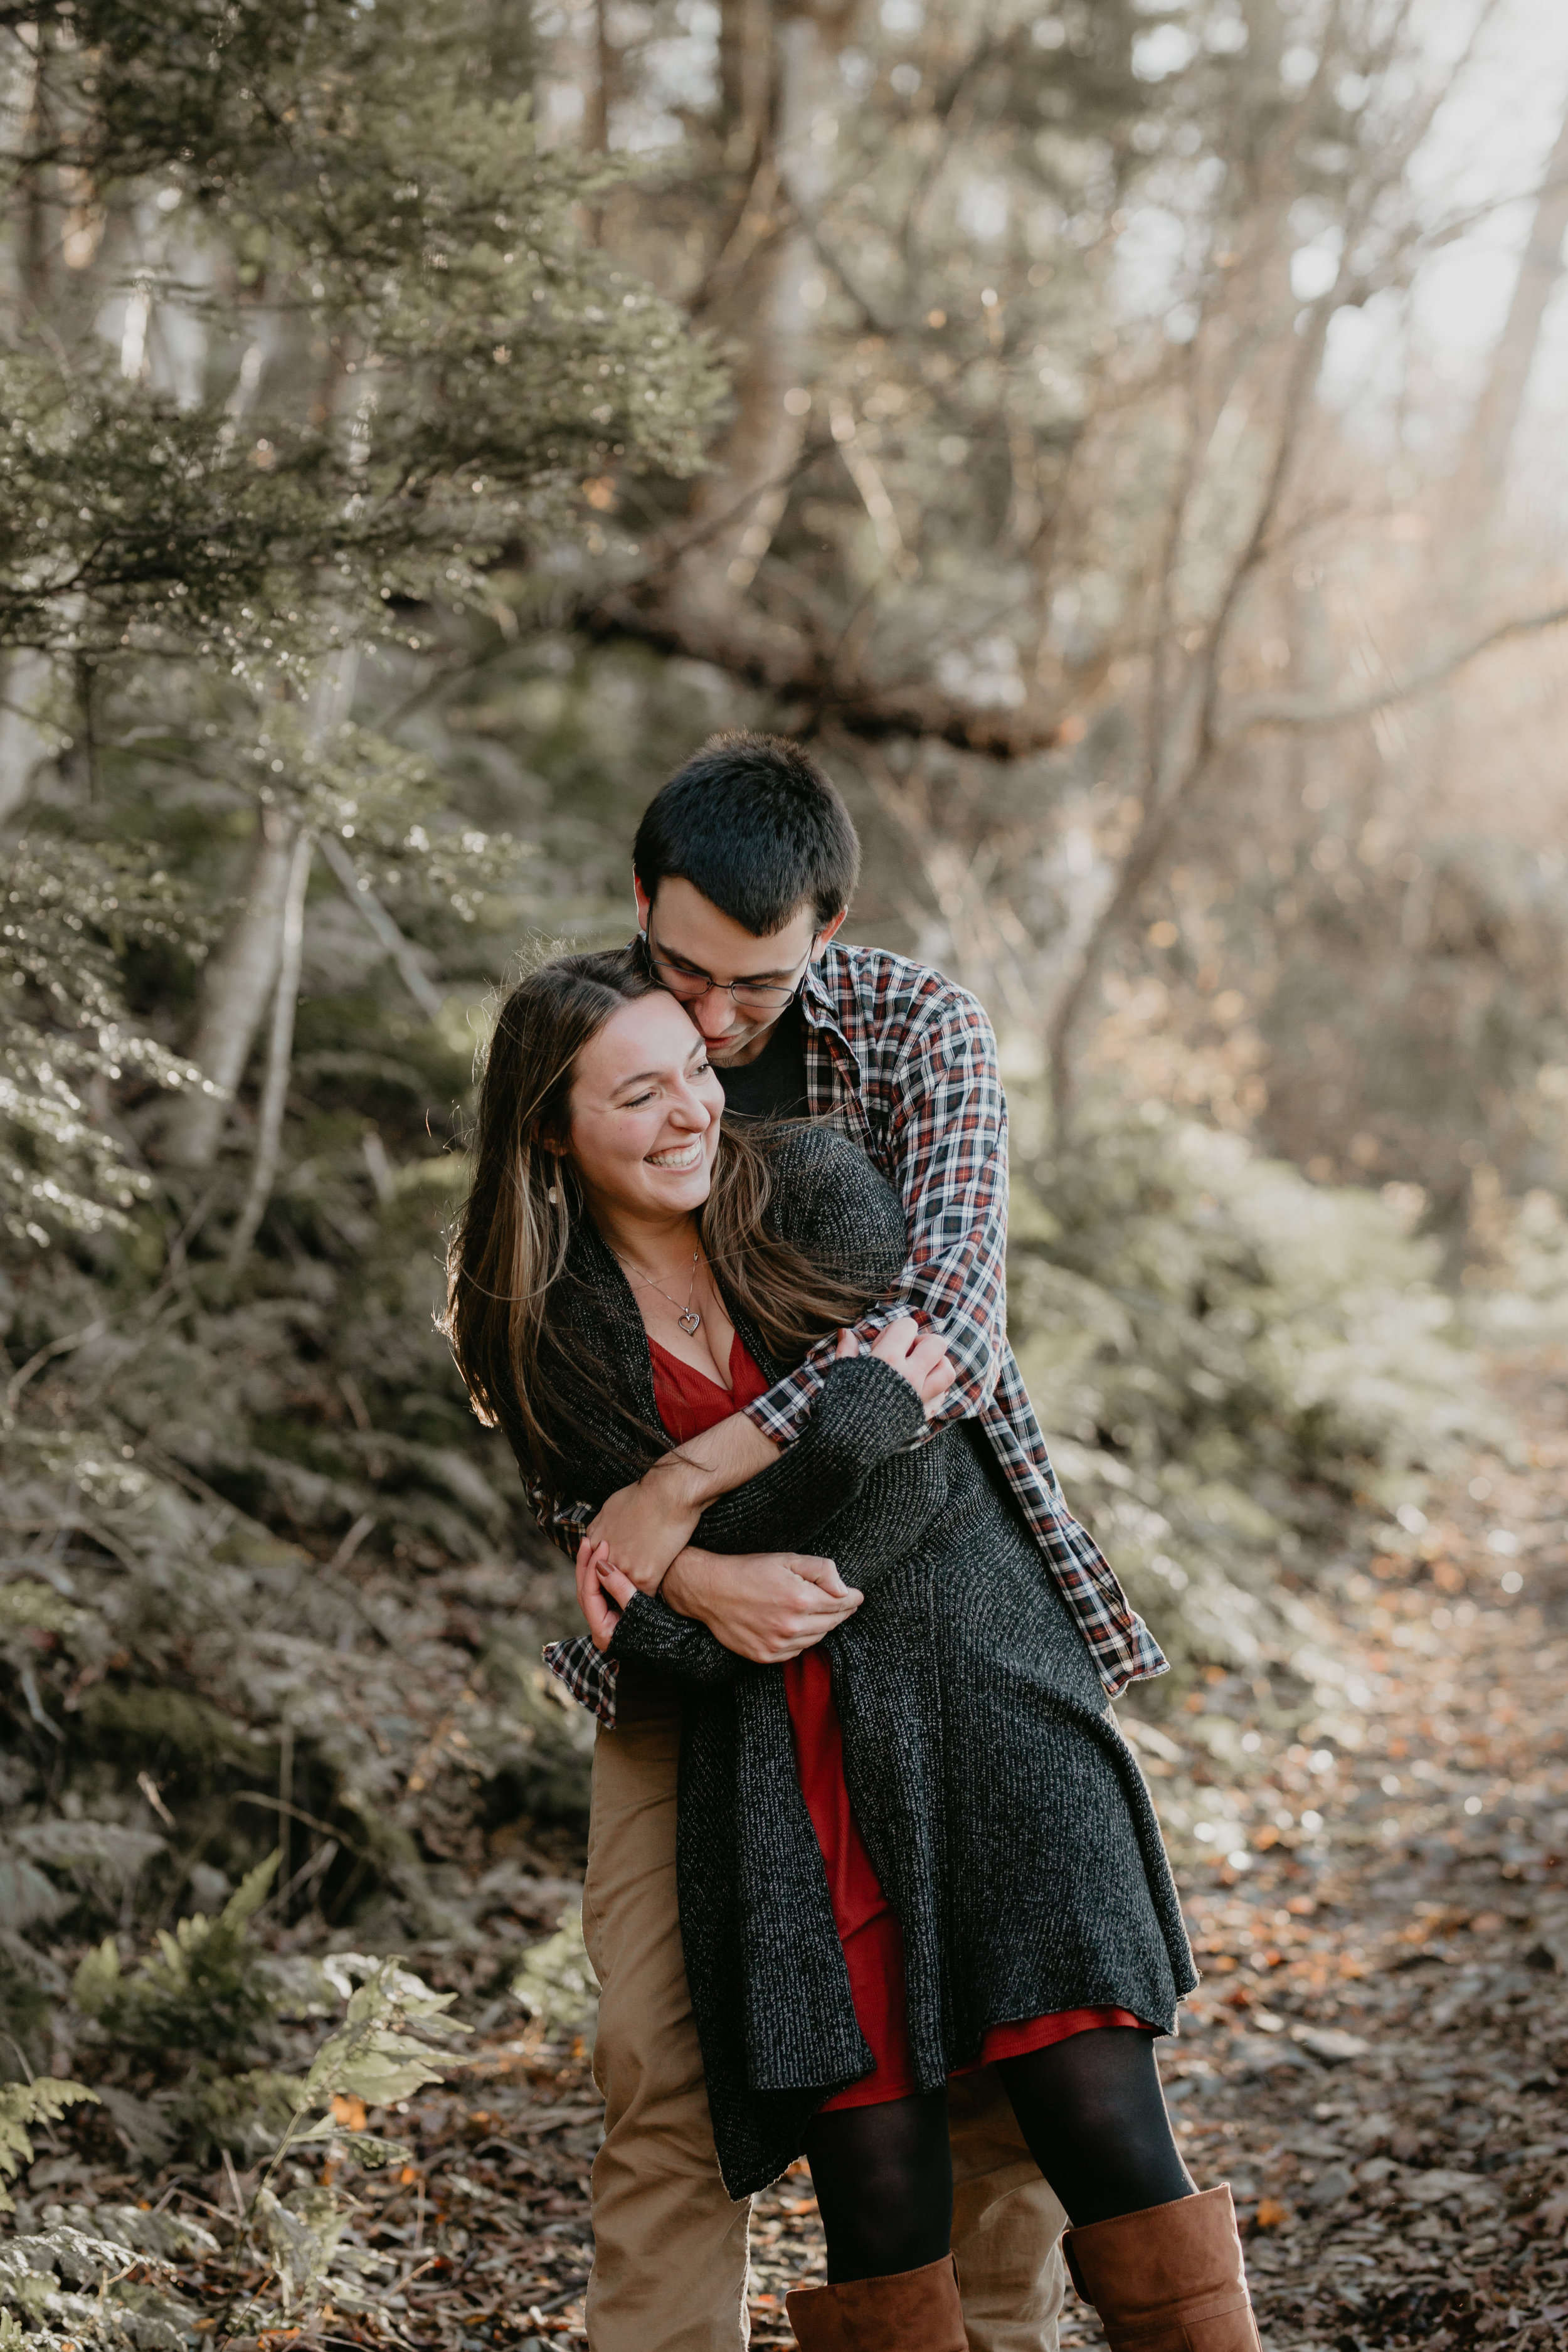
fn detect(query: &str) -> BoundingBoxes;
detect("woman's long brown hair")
[442,946,881,1480]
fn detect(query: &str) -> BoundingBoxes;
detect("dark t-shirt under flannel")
[714,998,810,1123]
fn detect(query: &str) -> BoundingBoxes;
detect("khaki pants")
[581,1698,1068,2352]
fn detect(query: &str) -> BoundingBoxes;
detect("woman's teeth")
[647,1139,703,1170]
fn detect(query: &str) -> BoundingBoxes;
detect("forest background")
[3,1,1568,2346]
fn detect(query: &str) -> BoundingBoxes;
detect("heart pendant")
[678,1308,702,1335]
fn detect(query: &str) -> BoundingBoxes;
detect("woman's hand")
[576,1535,633,1651]
[585,1416,779,1595]
[835,1316,955,1419]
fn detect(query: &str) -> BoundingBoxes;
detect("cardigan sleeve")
[690,1352,924,1555]
[604,1380,935,1683]
[604,1589,746,1683]
[595,1353,942,1680]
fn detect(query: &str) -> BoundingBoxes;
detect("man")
[538,734,1164,2352]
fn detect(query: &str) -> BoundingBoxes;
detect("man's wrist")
[660,1415,780,1510]
[650,1454,717,1513]
[650,1446,751,1515]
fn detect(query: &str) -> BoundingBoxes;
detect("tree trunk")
[1451,93,1568,527]
[673,4,852,630]
[228,827,314,1264]
[1044,164,1352,1135]
[0,650,60,822]
[161,802,302,1168]
[719,0,771,166]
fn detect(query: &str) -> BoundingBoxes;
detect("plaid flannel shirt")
[539,941,1167,1725]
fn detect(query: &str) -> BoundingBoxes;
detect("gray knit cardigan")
[528,1125,1197,2196]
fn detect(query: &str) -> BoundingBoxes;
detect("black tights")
[803,2028,1195,2284]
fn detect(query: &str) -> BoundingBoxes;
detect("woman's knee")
[996,2030,1192,2222]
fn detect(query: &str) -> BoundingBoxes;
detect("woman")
[446,948,1261,2352]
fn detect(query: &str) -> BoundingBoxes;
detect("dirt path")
[140,1345,1568,2351]
[1097,1342,1568,2352]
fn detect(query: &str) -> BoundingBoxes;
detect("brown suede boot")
[785,2252,968,2348]
[1063,2185,1261,2351]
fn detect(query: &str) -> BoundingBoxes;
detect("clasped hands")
[575,1316,953,1663]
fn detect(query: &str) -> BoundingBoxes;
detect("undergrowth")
[0,1915,466,2349]
[1010,1086,1495,1700]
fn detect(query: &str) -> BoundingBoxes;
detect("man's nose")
[689,987,736,1037]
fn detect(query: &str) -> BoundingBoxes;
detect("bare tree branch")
[785,184,908,336]
[1221,600,1568,737]
[688,153,782,317]
[317,829,444,1018]
[827,399,917,578]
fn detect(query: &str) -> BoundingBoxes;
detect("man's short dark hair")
[633,733,860,937]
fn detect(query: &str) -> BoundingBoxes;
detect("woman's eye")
[626,1089,655,1108]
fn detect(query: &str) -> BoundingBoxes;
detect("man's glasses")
[644,923,817,1013]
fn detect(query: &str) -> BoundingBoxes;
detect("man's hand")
[836,1315,954,1418]
[664,1545,862,1662]
[577,1539,862,1663]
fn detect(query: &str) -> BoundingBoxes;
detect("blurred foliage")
[0,2085,99,2217]
[1009,1086,1492,1684]
[510,1904,599,2036]
[72,1851,282,2063]
[0,840,206,1242]
[1,0,721,672]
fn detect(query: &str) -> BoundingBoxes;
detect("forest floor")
[23,1343,1568,2352]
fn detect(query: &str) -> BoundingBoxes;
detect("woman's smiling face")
[564,990,725,1227]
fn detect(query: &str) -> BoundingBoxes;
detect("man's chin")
[703,1033,757,1067]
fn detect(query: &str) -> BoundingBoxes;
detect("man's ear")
[633,872,652,934]
[810,909,849,956]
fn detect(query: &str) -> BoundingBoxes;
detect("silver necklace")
[617,1246,703,1335]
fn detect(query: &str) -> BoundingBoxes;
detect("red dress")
[650,1328,1146,2111]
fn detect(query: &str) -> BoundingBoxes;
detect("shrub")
[72,1853,282,2065]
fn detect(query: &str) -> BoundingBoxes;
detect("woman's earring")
[547,1185,559,1205]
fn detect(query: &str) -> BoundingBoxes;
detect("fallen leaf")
[1291,2025,1370,2062]
[1403,2168,1497,2205]
[1531,2190,1568,2232]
